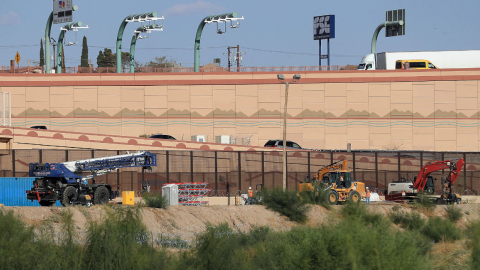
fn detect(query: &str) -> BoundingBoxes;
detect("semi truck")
[357,50,480,70]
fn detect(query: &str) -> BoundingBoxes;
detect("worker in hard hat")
[365,187,371,205]
[248,186,253,205]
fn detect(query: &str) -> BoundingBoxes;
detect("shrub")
[413,194,437,214]
[389,210,426,231]
[466,220,480,269]
[298,182,331,209]
[341,200,384,226]
[445,205,463,222]
[142,192,169,209]
[259,187,310,223]
[422,217,462,243]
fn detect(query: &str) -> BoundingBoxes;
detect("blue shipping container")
[0,177,62,207]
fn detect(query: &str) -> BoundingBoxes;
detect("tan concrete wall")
[2,69,480,151]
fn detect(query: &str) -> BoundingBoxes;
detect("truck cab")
[357,54,375,70]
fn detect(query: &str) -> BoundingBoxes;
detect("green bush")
[298,182,331,209]
[389,210,426,231]
[259,187,310,223]
[341,200,384,226]
[142,191,169,209]
[445,205,463,222]
[413,194,437,213]
[422,217,462,243]
[466,220,480,269]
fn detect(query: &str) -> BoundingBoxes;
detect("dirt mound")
[2,203,479,242]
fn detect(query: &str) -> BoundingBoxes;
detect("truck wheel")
[326,190,339,205]
[94,186,110,205]
[456,198,462,205]
[39,200,55,207]
[348,191,361,203]
[61,186,78,206]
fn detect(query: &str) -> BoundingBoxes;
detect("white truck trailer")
[357,50,480,70]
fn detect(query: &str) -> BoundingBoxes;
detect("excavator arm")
[315,159,348,181]
[413,158,465,193]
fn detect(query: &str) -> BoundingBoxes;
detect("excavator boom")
[413,158,465,193]
[315,159,347,180]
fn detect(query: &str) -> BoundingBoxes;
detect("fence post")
[166,151,170,183]
[463,152,467,194]
[238,151,242,192]
[330,151,333,164]
[420,151,423,168]
[352,151,356,180]
[190,151,194,182]
[117,150,120,189]
[215,151,218,196]
[307,151,310,180]
[375,152,378,188]
[39,149,43,164]
[11,149,15,177]
[397,152,401,181]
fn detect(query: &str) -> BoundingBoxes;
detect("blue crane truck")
[26,151,157,206]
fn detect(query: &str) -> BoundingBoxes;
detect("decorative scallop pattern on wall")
[128,139,138,145]
[53,133,64,139]
[78,135,89,141]
[200,145,210,151]
[27,131,38,137]
[103,137,114,143]
[176,143,187,149]
[1,129,12,135]
[223,146,233,151]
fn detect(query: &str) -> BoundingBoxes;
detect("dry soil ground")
[2,202,480,243]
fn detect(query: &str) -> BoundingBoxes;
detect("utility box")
[162,184,179,206]
[122,191,135,205]
[191,135,206,142]
[215,135,231,144]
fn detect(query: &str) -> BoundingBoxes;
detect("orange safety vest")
[248,189,253,198]
[366,190,370,198]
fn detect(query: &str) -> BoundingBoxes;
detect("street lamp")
[277,74,301,190]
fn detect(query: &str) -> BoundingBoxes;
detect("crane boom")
[29,151,156,184]
[413,158,465,193]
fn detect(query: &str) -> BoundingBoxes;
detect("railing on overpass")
[0,65,358,74]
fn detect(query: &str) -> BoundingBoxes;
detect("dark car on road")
[264,140,302,149]
[149,134,176,140]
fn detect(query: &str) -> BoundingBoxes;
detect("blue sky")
[0,0,479,69]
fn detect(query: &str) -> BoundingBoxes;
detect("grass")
[412,194,437,215]
[258,187,310,223]
[142,192,169,209]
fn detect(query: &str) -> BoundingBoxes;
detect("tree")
[121,52,130,70]
[96,48,115,67]
[81,36,89,67]
[143,56,176,68]
[39,39,45,67]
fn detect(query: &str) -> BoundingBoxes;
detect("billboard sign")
[53,0,73,24]
[314,15,335,40]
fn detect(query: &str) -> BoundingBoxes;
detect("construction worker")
[365,187,371,205]
[248,186,253,205]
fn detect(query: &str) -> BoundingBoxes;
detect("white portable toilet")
[162,184,179,206]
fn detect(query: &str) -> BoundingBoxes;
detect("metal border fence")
[1,149,479,197]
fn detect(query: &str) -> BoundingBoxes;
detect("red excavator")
[385,158,465,204]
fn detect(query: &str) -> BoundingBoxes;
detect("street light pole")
[282,81,290,191]
[277,74,301,191]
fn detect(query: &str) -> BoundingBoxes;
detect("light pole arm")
[371,21,403,54]
[193,17,209,73]
[45,12,53,74]
[116,19,129,73]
